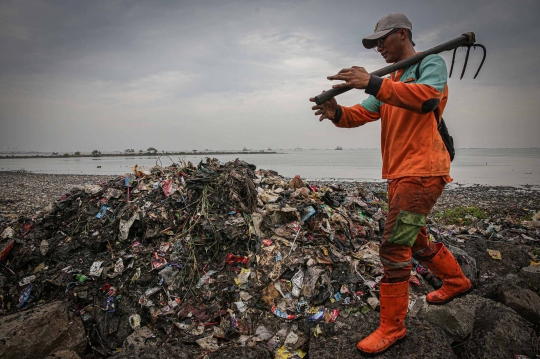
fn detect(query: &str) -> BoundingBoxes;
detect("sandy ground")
[0,172,117,220]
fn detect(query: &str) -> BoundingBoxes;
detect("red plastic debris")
[0,239,14,261]
[226,253,249,265]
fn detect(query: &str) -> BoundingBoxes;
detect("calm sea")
[1,148,539,187]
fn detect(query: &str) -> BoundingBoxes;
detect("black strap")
[415,57,455,162]
[415,58,441,125]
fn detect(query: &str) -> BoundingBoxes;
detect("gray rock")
[499,284,540,326]
[417,295,476,342]
[0,301,86,359]
[522,265,540,290]
[448,245,478,286]
[453,296,537,359]
[472,273,524,300]
[460,240,530,283]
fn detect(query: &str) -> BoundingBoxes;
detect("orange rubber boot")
[357,281,409,355]
[422,243,472,305]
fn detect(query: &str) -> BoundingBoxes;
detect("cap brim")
[362,29,393,49]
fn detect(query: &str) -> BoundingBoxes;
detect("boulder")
[417,295,476,342]
[453,296,537,359]
[0,301,86,359]
[460,240,530,283]
[499,284,540,327]
[521,265,540,291]
[472,273,524,300]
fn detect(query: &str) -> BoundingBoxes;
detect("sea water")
[1,148,539,187]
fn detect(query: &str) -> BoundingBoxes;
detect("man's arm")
[332,95,380,128]
[365,55,447,114]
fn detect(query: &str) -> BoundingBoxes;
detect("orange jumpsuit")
[332,54,451,282]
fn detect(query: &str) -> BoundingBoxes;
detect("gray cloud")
[1,0,539,152]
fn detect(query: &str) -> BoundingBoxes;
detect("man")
[310,13,471,355]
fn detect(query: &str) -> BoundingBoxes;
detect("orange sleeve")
[374,78,442,114]
[332,104,380,128]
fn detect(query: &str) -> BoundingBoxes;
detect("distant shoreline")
[0,151,278,159]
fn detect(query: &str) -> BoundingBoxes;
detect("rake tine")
[449,47,458,78]
[473,44,487,79]
[460,45,471,80]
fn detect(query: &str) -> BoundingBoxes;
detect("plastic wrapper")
[487,249,502,260]
[291,269,304,297]
[255,325,273,341]
[17,285,32,308]
[226,253,249,265]
[307,307,325,322]
[89,261,104,277]
[0,239,15,261]
[409,275,421,286]
[272,305,295,320]
[329,309,339,322]
[275,345,307,359]
[197,270,217,288]
[18,275,36,286]
[301,206,316,222]
[96,205,108,219]
[1,227,13,239]
[234,268,251,286]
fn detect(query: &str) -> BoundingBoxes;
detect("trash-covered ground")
[0,160,539,359]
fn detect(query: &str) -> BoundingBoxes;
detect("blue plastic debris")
[307,307,325,322]
[96,205,109,219]
[124,174,135,187]
[17,284,32,308]
[301,206,316,222]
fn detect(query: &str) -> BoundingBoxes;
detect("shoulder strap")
[434,108,440,125]
[415,57,441,125]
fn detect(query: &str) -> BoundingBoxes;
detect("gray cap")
[362,13,413,49]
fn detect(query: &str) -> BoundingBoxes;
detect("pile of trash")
[0,158,408,358]
[1,158,538,358]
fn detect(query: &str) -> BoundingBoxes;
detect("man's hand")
[310,92,338,122]
[327,66,371,90]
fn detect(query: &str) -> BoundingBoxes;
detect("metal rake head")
[449,43,487,80]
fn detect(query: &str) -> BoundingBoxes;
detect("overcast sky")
[1,0,539,152]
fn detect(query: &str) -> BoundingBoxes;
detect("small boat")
[335,146,343,150]
[242,147,249,152]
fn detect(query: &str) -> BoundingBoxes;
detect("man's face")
[376,29,405,63]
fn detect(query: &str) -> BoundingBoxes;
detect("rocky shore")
[0,167,539,359]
